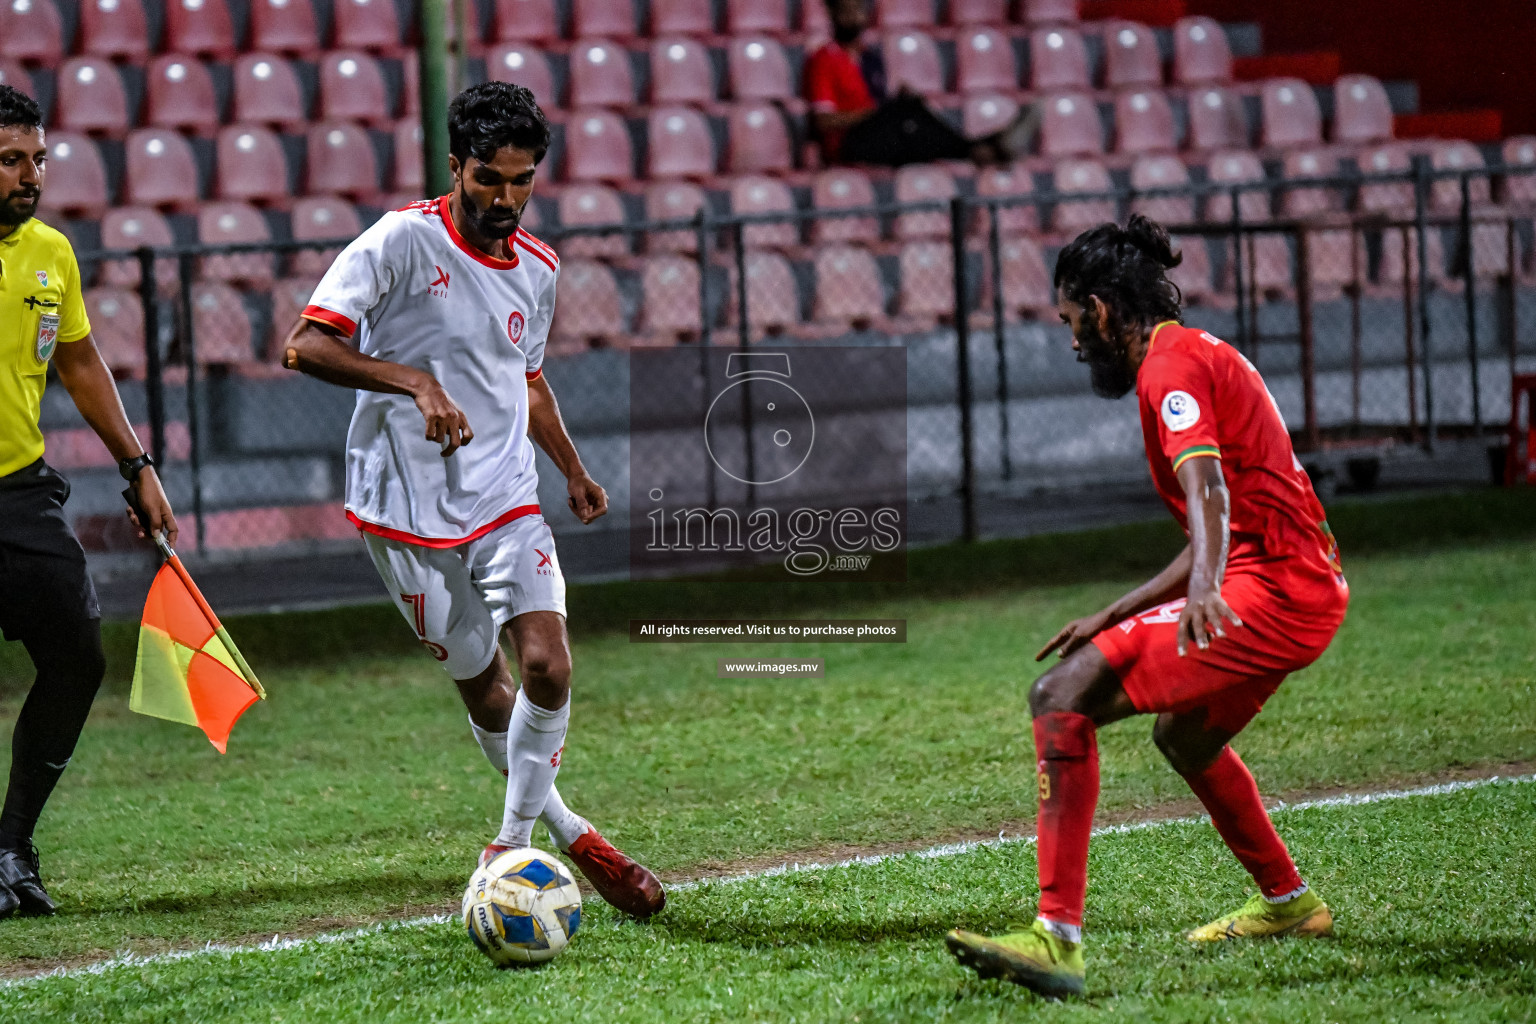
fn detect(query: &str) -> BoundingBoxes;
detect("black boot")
[0,842,55,916]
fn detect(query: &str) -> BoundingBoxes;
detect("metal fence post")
[1460,173,1482,435]
[951,196,976,543]
[135,246,166,466]
[1296,228,1319,451]
[732,221,757,504]
[1229,187,1247,352]
[987,202,1012,481]
[176,253,206,554]
[694,207,716,511]
[1414,158,1435,452]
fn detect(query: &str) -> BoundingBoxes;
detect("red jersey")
[1135,321,1342,581]
[804,41,876,162]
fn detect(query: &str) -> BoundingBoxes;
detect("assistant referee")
[0,86,176,918]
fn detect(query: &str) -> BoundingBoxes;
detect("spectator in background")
[805,0,1037,166]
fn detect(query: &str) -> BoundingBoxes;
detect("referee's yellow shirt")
[0,217,91,478]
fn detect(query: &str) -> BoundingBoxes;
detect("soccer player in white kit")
[279,82,664,918]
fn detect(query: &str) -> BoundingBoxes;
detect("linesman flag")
[127,505,265,753]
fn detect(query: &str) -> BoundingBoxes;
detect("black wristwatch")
[118,453,155,482]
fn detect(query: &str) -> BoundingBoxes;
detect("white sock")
[540,784,591,851]
[1037,916,1083,945]
[495,694,569,848]
[469,715,508,775]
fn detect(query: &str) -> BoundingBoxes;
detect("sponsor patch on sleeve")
[1160,390,1200,432]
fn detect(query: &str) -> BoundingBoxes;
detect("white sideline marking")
[6,773,1531,988]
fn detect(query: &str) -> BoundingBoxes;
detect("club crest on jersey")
[428,266,450,298]
[1161,390,1200,432]
[507,310,525,345]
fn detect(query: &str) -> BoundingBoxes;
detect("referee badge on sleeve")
[36,313,60,363]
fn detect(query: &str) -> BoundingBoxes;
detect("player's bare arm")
[1035,545,1193,661]
[281,319,474,456]
[52,334,178,545]
[1176,454,1241,656]
[526,373,606,524]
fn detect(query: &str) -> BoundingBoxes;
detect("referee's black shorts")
[0,459,99,646]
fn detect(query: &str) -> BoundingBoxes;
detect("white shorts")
[362,513,567,679]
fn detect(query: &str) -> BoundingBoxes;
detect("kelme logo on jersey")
[507,310,525,345]
[1161,390,1201,432]
[35,313,60,363]
[428,266,450,298]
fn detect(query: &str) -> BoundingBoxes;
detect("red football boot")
[563,829,666,919]
[479,842,517,868]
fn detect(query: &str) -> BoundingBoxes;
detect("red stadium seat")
[727,103,793,174]
[267,276,320,360]
[1172,16,1230,86]
[1377,224,1446,288]
[1103,21,1161,89]
[811,168,878,244]
[305,122,380,198]
[726,0,788,36]
[729,251,800,335]
[1355,142,1414,214]
[558,183,630,258]
[1020,0,1078,25]
[197,201,275,285]
[648,106,716,179]
[875,0,933,28]
[1261,78,1322,149]
[1039,92,1103,157]
[1185,85,1246,152]
[955,28,1018,95]
[490,0,560,44]
[1114,88,1174,154]
[564,110,635,183]
[729,36,792,101]
[1430,141,1492,213]
[486,44,557,108]
[974,162,1039,236]
[99,206,176,291]
[644,180,706,253]
[0,0,63,65]
[79,0,150,60]
[573,0,637,39]
[897,241,954,321]
[1279,149,1341,217]
[215,124,290,204]
[989,236,1053,318]
[189,282,256,366]
[55,58,130,135]
[731,175,799,249]
[894,164,956,240]
[1130,154,1193,224]
[1030,27,1089,91]
[1331,74,1393,146]
[1167,236,1218,306]
[963,94,1019,139]
[651,0,714,36]
[249,0,318,53]
[0,60,30,96]
[289,196,361,277]
[650,38,715,105]
[1204,150,1270,222]
[85,288,146,376]
[145,56,220,133]
[569,40,635,108]
[813,246,886,328]
[948,0,1006,26]
[233,54,308,128]
[884,30,946,96]
[552,259,626,348]
[164,0,237,58]
[641,256,705,341]
[1501,137,1536,206]
[1052,158,1114,233]
[333,0,401,51]
[392,119,423,195]
[34,133,109,216]
[124,129,201,209]
[320,51,392,124]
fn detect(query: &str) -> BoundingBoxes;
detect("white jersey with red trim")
[302,195,561,545]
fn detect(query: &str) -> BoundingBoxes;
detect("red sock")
[1033,711,1099,928]
[1183,746,1304,898]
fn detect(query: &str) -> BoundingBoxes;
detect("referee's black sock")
[0,617,106,850]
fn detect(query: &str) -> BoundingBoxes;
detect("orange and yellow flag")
[130,554,265,753]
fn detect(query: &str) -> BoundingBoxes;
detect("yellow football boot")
[1186,889,1334,942]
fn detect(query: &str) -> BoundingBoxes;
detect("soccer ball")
[462,847,583,966]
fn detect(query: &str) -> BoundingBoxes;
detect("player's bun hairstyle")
[447,81,551,167]
[1053,214,1184,327]
[0,85,43,132]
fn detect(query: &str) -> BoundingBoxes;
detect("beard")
[0,190,39,229]
[461,188,521,240]
[833,23,863,44]
[1076,317,1137,399]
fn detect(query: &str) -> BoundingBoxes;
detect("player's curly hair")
[0,85,43,132]
[1053,214,1184,328]
[447,81,551,166]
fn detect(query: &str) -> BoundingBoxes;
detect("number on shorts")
[400,592,450,662]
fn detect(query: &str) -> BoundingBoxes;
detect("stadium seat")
[164,0,237,58]
[811,168,879,244]
[813,245,886,328]
[289,196,361,278]
[1030,28,1090,91]
[189,282,257,365]
[267,276,320,360]
[1430,141,1491,212]
[641,256,704,341]
[392,119,423,195]
[1355,142,1414,214]
[1279,149,1341,217]
[948,0,1006,26]
[651,0,714,37]
[333,0,401,51]
[570,40,635,108]
[991,235,1053,318]
[801,0,830,40]
[1172,16,1231,85]
[729,251,800,335]
[650,38,715,105]
[0,60,30,97]
[1113,88,1175,154]
[955,28,1019,95]
[34,133,108,216]
[558,183,631,258]
[552,259,626,348]
[974,163,1039,236]
[647,106,716,179]
[320,51,393,124]
[1501,137,1536,206]
[489,0,560,44]
[197,202,276,285]
[963,94,1019,139]
[729,37,793,101]
[884,30,946,96]
[79,0,151,60]
[1103,21,1161,89]
[1039,92,1103,157]
[727,103,793,174]
[1204,149,1270,222]
[487,44,557,107]
[1020,0,1078,25]
[85,288,147,376]
[573,0,637,39]
[1185,85,1247,152]
[563,109,635,183]
[55,58,130,135]
[1167,235,1219,306]
[1130,154,1194,224]
[0,0,63,65]
[644,180,706,254]
[1052,158,1114,233]
[99,206,176,290]
[215,125,290,204]
[305,122,380,198]
[1261,78,1322,149]
[875,0,933,28]
[1331,74,1393,146]
[897,241,954,321]
[726,0,788,35]
[1377,224,1447,288]
[731,175,799,249]
[894,164,956,240]
[124,129,202,209]
[248,0,319,53]
[233,54,308,128]
[145,56,220,134]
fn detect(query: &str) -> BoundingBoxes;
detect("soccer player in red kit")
[947,216,1347,997]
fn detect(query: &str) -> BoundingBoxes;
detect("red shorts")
[1092,566,1348,735]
